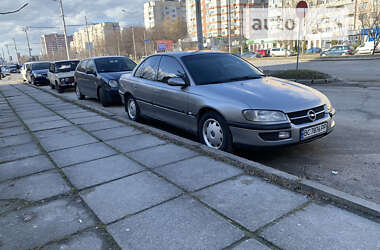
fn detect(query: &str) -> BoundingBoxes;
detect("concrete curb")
[27,83,380,219]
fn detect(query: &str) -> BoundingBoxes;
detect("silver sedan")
[119,51,335,151]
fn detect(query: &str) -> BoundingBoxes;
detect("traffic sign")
[296,1,308,19]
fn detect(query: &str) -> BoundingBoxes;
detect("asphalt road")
[3,69,380,205]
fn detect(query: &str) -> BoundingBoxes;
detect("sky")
[0,0,149,62]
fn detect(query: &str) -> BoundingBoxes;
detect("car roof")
[54,59,80,63]
[29,61,50,64]
[151,51,228,59]
[86,56,130,60]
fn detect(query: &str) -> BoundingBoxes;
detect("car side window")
[134,56,160,81]
[157,56,186,83]
[86,60,96,73]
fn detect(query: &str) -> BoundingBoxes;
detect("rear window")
[55,61,79,73]
[31,62,50,70]
[272,48,280,51]
[95,57,136,73]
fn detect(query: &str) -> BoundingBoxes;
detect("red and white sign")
[296,1,308,19]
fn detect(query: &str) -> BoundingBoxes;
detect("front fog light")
[278,131,290,139]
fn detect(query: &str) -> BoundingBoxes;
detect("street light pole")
[23,27,32,57]
[57,0,70,59]
[132,26,137,60]
[85,16,92,57]
[195,0,204,50]
[12,38,19,64]
[227,0,232,53]
[143,30,147,56]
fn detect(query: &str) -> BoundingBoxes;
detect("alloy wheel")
[127,98,137,120]
[202,118,224,149]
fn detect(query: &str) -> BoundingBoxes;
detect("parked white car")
[355,42,380,55]
[271,48,294,57]
[21,62,31,81]
[48,60,80,93]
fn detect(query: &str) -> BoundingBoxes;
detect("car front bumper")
[229,114,335,147]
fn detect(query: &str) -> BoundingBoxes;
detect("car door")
[131,55,161,118]
[151,55,190,129]
[84,59,98,98]
[75,60,88,95]
[47,63,54,85]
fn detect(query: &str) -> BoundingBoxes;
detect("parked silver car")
[119,52,336,151]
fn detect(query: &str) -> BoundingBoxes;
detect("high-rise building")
[186,0,266,41]
[40,33,73,57]
[70,22,121,57]
[144,0,186,29]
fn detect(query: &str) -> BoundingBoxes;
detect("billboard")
[157,40,173,51]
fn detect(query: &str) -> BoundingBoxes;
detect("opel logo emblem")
[307,110,316,121]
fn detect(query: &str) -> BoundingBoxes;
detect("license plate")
[301,123,327,140]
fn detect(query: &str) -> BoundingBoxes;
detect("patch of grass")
[267,69,329,80]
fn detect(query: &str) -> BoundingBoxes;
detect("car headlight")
[108,80,118,88]
[324,103,335,116]
[242,110,288,122]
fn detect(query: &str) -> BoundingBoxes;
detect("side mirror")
[167,77,187,87]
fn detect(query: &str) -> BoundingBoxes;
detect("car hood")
[99,71,131,81]
[191,77,328,113]
[33,69,48,74]
[55,71,75,78]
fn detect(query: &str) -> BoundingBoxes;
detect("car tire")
[75,83,85,100]
[125,95,140,121]
[99,87,110,107]
[198,111,233,152]
[50,82,55,89]
[56,82,63,93]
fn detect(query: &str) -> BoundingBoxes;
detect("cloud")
[0,0,148,61]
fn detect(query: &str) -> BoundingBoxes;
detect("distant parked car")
[7,65,20,73]
[119,51,335,151]
[74,56,137,107]
[271,48,295,57]
[256,49,270,57]
[242,52,257,58]
[21,62,32,82]
[305,47,322,54]
[320,45,353,56]
[48,60,80,93]
[26,62,50,85]
[355,42,380,55]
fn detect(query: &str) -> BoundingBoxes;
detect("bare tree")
[358,0,380,55]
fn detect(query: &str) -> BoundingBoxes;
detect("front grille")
[287,105,325,125]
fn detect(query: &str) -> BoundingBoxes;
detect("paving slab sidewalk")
[0,82,379,249]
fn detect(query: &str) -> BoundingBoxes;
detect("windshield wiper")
[225,75,263,82]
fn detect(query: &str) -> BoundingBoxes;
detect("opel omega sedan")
[118,52,336,151]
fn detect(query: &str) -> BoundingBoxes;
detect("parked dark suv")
[74,56,136,106]
[26,62,50,85]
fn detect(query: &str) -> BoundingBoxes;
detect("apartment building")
[186,0,267,42]
[41,33,73,57]
[144,0,186,29]
[70,22,121,57]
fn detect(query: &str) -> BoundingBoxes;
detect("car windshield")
[8,65,17,69]
[55,61,79,72]
[31,63,50,70]
[95,57,136,73]
[181,53,264,85]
